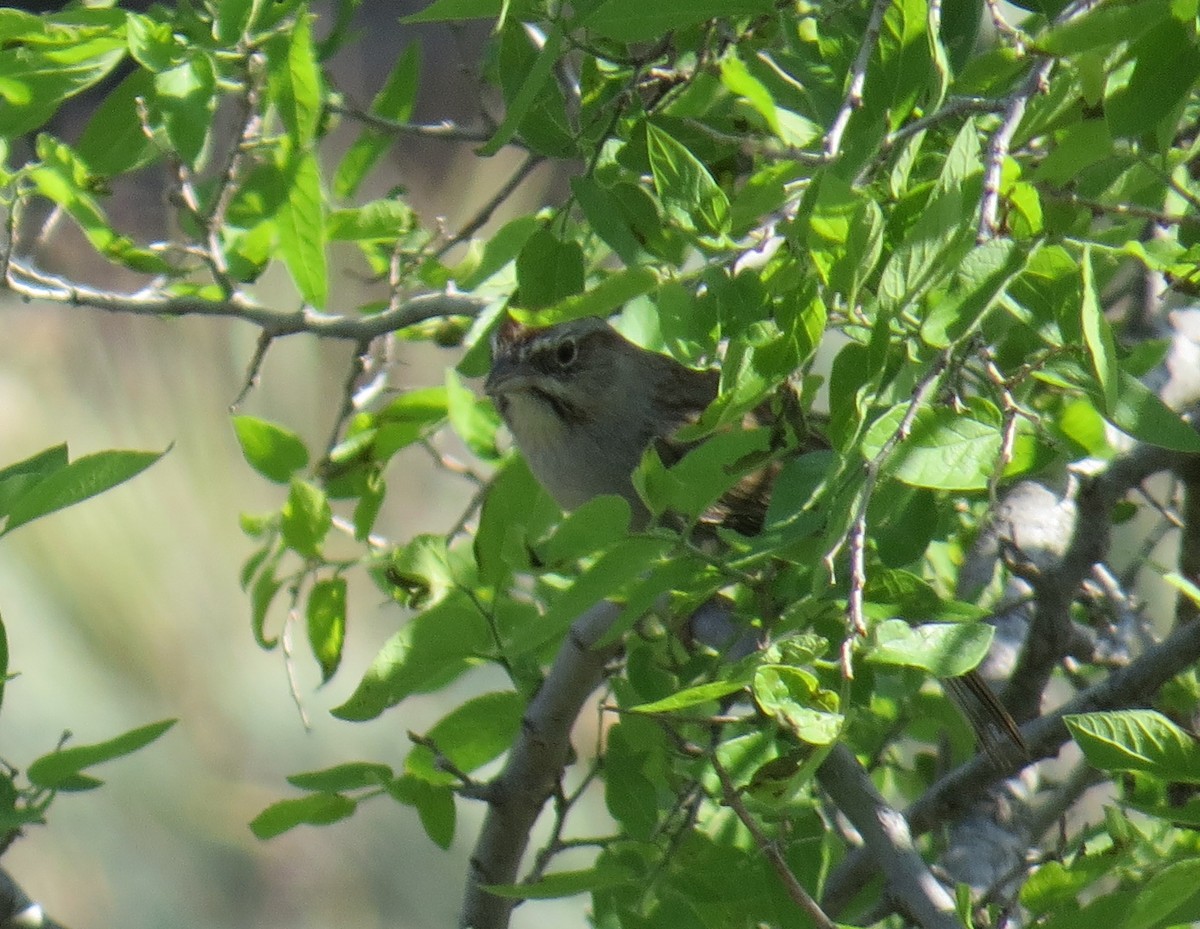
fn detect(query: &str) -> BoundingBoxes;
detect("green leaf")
[268,11,322,146]
[250,551,283,649]
[1104,372,1200,453]
[0,444,69,521]
[287,762,393,792]
[232,415,309,483]
[478,26,563,157]
[571,176,643,264]
[752,665,842,745]
[1,448,165,537]
[76,69,157,176]
[216,0,259,44]
[277,148,328,307]
[281,479,331,559]
[473,458,559,588]
[406,691,525,784]
[0,611,8,714]
[483,866,634,899]
[27,719,176,790]
[582,0,774,42]
[719,54,779,136]
[515,227,585,310]
[1125,859,1200,929]
[1105,18,1200,140]
[861,402,1001,491]
[335,45,421,196]
[307,577,346,682]
[125,12,186,72]
[630,680,747,714]
[387,775,456,848]
[866,619,994,677]
[250,793,356,839]
[327,199,415,241]
[1037,0,1170,55]
[152,53,216,167]
[535,536,674,653]
[445,368,501,460]
[534,495,631,567]
[331,593,491,721]
[920,239,1032,348]
[0,37,126,137]
[402,0,531,23]
[1065,710,1200,782]
[1080,248,1118,414]
[525,267,660,327]
[646,123,729,236]
[30,135,169,272]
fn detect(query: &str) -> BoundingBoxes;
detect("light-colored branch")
[327,103,495,144]
[3,258,491,340]
[822,456,1200,915]
[824,0,889,161]
[0,867,68,929]
[816,746,964,929]
[978,58,1053,242]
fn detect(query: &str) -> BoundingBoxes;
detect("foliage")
[0,443,173,874]
[2,0,1200,927]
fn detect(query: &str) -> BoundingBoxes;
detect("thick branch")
[817,746,963,929]
[460,602,622,929]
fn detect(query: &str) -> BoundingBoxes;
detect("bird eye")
[555,337,577,367]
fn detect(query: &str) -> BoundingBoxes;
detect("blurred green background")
[0,3,591,926]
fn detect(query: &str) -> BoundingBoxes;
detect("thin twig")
[328,103,496,144]
[978,58,1054,242]
[230,330,274,411]
[435,152,545,259]
[824,0,889,161]
[4,258,491,341]
[712,755,838,929]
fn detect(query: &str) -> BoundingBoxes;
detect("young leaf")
[27,719,176,790]
[250,793,356,839]
[276,149,328,308]
[1080,248,1118,414]
[307,577,346,682]
[1,448,166,537]
[387,776,456,848]
[281,479,332,559]
[752,665,842,745]
[232,416,309,483]
[335,45,421,197]
[287,762,393,792]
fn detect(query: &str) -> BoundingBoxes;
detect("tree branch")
[460,601,622,929]
[822,591,1200,915]
[816,746,964,929]
[3,258,490,341]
